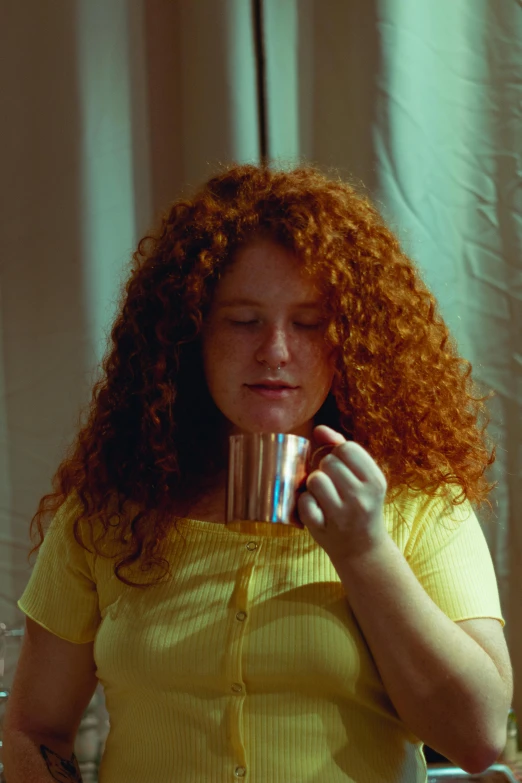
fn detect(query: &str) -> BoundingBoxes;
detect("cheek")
[309,352,336,405]
[305,341,335,382]
[203,332,245,388]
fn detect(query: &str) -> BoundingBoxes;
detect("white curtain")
[266,0,522,715]
[1,0,521,713]
[0,0,260,635]
[372,1,522,674]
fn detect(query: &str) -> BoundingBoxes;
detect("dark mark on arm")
[40,745,83,782]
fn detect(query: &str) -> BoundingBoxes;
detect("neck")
[175,475,228,523]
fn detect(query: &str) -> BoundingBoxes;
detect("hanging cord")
[252,0,269,165]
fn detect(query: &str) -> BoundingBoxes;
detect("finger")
[318,453,362,501]
[297,491,326,528]
[306,469,344,517]
[312,424,346,448]
[333,441,386,486]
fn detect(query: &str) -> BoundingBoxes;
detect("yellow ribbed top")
[19,489,503,783]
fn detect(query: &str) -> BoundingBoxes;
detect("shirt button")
[231,682,243,693]
[235,611,247,622]
[245,541,258,551]
[234,767,246,777]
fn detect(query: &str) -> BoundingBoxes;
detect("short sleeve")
[400,493,504,626]
[18,494,101,643]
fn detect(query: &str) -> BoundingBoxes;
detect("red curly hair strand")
[30,163,495,585]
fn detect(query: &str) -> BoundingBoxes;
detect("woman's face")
[202,239,335,438]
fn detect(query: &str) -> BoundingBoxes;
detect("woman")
[4,163,512,783]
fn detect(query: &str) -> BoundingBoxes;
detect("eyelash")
[230,320,321,330]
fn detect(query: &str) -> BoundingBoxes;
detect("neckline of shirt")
[175,516,307,538]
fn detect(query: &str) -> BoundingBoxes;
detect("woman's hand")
[297,424,389,566]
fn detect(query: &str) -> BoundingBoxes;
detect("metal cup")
[226,433,333,526]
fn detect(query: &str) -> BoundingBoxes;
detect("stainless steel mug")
[226,433,332,526]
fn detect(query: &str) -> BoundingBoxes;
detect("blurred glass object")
[0,623,24,783]
[500,708,519,764]
[427,763,518,781]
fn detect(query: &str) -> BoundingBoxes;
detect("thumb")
[308,425,347,471]
[312,424,346,447]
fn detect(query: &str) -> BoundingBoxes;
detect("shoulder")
[384,485,479,554]
[386,484,475,523]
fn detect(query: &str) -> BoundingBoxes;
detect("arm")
[332,536,512,773]
[299,425,513,774]
[3,617,98,783]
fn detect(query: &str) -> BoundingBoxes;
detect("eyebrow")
[216,298,322,309]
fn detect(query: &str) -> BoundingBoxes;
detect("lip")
[249,379,296,388]
[246,382,298,400]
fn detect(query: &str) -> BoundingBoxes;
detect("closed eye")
[228,319,323,329]
[294,322,321,330]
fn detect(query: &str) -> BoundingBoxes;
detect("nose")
[255,324,291,369]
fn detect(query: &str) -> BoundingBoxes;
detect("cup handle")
[308,443,335,471]
[292,444,336,527]
[295,444,335,498]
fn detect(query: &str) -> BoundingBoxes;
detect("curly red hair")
[31,163,495,584]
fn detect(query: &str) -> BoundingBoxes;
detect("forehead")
[213,240,320,303]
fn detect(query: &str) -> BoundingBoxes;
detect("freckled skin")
[202,240,335,438]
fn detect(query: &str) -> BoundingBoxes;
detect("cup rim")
[228,432,310,446]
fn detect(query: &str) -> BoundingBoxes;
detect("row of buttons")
[231,543,257,777]
[234,607,247,691]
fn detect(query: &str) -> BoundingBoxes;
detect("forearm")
[3,728,82,783]
[332,535,510,772]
